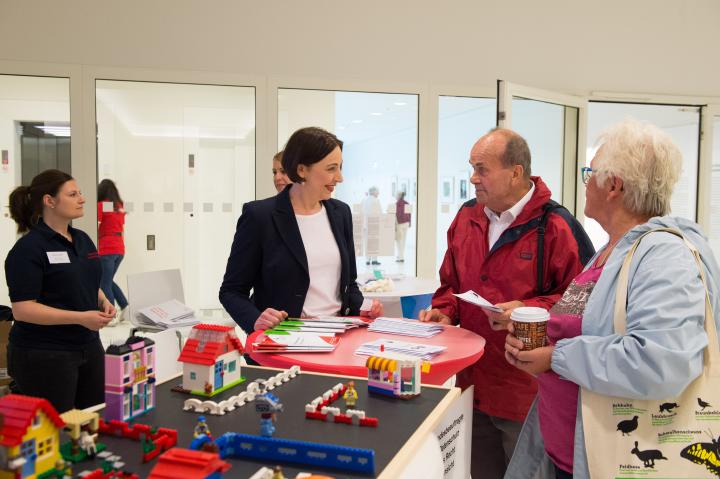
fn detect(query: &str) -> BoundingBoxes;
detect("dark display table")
[85,365,460,478]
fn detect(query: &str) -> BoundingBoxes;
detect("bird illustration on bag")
[680,430,720,477]
[617,415,639,436]
[630,441,667,468]
[699,397,713,411]
[659,402,679,413]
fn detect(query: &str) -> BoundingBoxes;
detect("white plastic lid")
[510,306,549,323]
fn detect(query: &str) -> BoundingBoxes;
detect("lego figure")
[271,465,286,479]
[194,415,212,438]
[255,381,283,438]
[342,381,358,409]
[79,430,98,457]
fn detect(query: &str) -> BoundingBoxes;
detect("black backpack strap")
[536,200,562,295]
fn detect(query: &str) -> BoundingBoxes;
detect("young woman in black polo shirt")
[5,169,115,412]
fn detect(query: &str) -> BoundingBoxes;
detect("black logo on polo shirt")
[519,252,533,260]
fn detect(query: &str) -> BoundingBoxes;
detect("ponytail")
[7,169,73,233]
[8,186,34,233]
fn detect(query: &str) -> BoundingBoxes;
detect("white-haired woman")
[502,119,720,479]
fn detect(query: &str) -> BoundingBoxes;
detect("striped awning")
[366,356,398,372]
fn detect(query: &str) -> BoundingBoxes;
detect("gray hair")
[593,119,682,217]
[489,128,531,178]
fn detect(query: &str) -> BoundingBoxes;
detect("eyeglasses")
[581,167,593,185]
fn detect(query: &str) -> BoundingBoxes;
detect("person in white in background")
[362,186,382,265]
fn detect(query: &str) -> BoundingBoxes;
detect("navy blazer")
[219,185,364,333]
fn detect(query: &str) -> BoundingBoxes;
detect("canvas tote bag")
[581,228,720,479]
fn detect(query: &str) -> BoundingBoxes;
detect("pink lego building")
[104,336,156,421]
[177,324,245,396]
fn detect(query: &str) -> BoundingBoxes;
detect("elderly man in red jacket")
[421,128,594,479]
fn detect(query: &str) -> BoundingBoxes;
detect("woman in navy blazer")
[219,127,382,333]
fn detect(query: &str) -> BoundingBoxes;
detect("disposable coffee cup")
[511,307,549,350]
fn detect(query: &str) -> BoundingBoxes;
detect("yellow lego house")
[0,395,65,479]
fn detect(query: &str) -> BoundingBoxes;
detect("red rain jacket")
[433,176,594,422]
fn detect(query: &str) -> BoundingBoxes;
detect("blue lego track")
[213,432,375,474]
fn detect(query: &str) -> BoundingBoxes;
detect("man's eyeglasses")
[581,167,593,185]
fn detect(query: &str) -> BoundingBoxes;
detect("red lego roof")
[0,394,65,447]
[192,324,233,332]
[148,448,230,478]
[177,324,244,366]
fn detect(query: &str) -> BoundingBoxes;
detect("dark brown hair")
[8,169,73,233]
[98,179,123,205]
[281,127,343,183]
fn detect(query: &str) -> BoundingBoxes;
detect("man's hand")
[418,308,453,325]
[486,300,525,331]
[254,308,288,331]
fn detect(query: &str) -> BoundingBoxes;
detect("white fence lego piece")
[182,366,301,415]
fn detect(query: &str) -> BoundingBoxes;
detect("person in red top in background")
[420,128,594,479]
[394,191,411,262]
[97,179,128,322]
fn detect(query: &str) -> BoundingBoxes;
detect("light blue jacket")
[505,216,720,479]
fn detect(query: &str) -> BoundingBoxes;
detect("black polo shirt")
[4,219,101,350]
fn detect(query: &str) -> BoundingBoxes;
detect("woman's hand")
[100,298,117,317]
[504,325,554,376]
[80,310,115,331]
[360,299,384,319]
[254,308,288,331]
[418,308,453,324]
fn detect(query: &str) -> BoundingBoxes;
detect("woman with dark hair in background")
[5,169,114,412]
[97,179,128,322]
[220,127,383,335]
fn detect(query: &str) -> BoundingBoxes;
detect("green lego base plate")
[190,376,247,397]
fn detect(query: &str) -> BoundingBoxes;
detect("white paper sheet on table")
[453,290,503,313]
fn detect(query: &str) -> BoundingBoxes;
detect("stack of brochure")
[252,332,339,353]
[136,299,200,329]
[265,317,367,335]
[368,317,444,338]
[355,338,447,360]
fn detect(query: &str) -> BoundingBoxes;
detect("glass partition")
[585,102,700,249]
[95,80,255,317]
[710,115,720,258]
[278,88,419,278]
[0,74,70,305]
[436,96,495,273]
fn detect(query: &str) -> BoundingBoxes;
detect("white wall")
[0,76,70,305]
[1,1,718,97]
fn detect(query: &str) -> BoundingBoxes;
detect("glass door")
[95,80,255,316]
[496,80,586,214]
[706,105,720,258]
[0,75,71,305]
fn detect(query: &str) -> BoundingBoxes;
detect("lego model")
[342,381,357,409]
[255,382,283,437]
[304,383,378,428]
[147,448,230,479]
[365,352,430,398]
[97,419,177,463]
[0,394,65,479]
[183,366,300,416]
[212,432,375,474]
[193,416,211,439]
[177,324,245,397]
[105,336,157,421]
[59,409,106,463]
